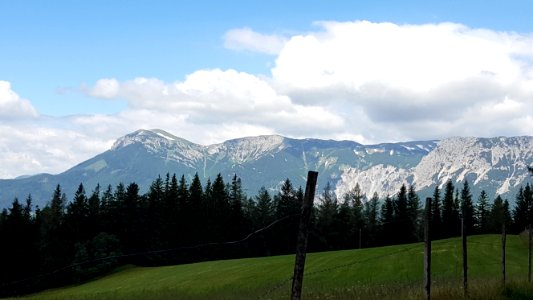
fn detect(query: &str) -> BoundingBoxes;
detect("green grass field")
[14,234,533,299]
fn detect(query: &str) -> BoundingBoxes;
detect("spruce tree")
[363,192,379,246]
[431,186,442,239]
[490,195,508,232]
[189,173,204,241]
[273,179,299,253]
[393,184,411,244]
[380,195,395,245]
[316,182,339,250]
[441,180,455,237]
[407,185,420,241]
[460,181,475,234]
[228,174,245,240]
[513,185,531,233]
[476,190,490,234]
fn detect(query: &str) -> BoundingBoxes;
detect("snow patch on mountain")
[208,135,285,163]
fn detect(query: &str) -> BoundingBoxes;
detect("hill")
[17,235,533,300]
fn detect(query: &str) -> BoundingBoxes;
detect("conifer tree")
[363,192,379,246]
[513,185,532,233]
[407,185,420,241]
[189,173,204,241]
[228,174,245,240]
[476,190,490,234]
[393,184,412,243]
[66,183,90,247]
[431,186,442,239]
[380,194,395,245]
[316,182,339,250]
[273,178,299,253]
[490,195,510,232]
[210,174,229,242]
[460,180,475,234]
[40,184,68,271]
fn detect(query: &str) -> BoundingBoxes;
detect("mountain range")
[1,129,533,209]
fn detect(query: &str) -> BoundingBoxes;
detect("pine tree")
[273,178,299,253]
[441,180,455,237]
[476,190,490,234]
[407,185,420,241]
[363,192,379,247]
[513,185,531,233]
[343,184,365,247]
[39,184,68,271]
[431,186,443,239]
[393,184,412,244]
[380,194,395,245]
[66,183,90,245]
[254,187,274,227]
[460,181,475,234]
[147,176,165,248]
[228,174,245,240]
[316,182,338,250]
[490,195,509,233]
[210,174,229,242]
[189,173,204,241]
[337,193,353,248]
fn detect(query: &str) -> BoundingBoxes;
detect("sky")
[1,0,533,178]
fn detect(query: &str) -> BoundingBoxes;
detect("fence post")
[359,228,362,249]
[424,197,432,300]
[502,223,506,286]
[527,224,531,282]
[462,217,468,296]
[291,171,318,300]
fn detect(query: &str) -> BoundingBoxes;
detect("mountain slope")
[2,130,533,209]
[335,136,533,199]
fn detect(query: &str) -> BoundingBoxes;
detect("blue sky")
[1,0,533,178]
[3,0,532,115]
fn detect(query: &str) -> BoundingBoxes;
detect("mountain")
[0,129,532,209]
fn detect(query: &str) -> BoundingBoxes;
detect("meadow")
[14,234,533,300]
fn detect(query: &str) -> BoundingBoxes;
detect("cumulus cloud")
[89,78,120,99]
[224,27,288,55]
[0,81,38,118]
[81,69,344,141]
[272,21,533,92]
[5,20,533,178]
[0,124,113,179]
[268,20,533,141]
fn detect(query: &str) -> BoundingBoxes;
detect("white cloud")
[0,124,112,179]
[0,81,38,118]
[79,69,344,143]
[89,78,120,99]
[4,20,533,178]
[272,21,533,93]
[224,27,288,55]
[267,21,533,142]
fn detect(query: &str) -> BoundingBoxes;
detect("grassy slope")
[19,235,532,299]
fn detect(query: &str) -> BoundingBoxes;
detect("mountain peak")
[111,129,198,151]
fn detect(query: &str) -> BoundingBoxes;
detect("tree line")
[0,174,531,296]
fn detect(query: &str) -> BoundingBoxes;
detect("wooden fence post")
[462,217,468,296]
[359,228,362,249]
[527,224,531,282]
[502,223,506,286]
[424,197,432,300]
[291,171,318,300]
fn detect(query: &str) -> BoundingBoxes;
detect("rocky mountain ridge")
[0,129,531,209]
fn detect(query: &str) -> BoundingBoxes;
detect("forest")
[0,173,531,296]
